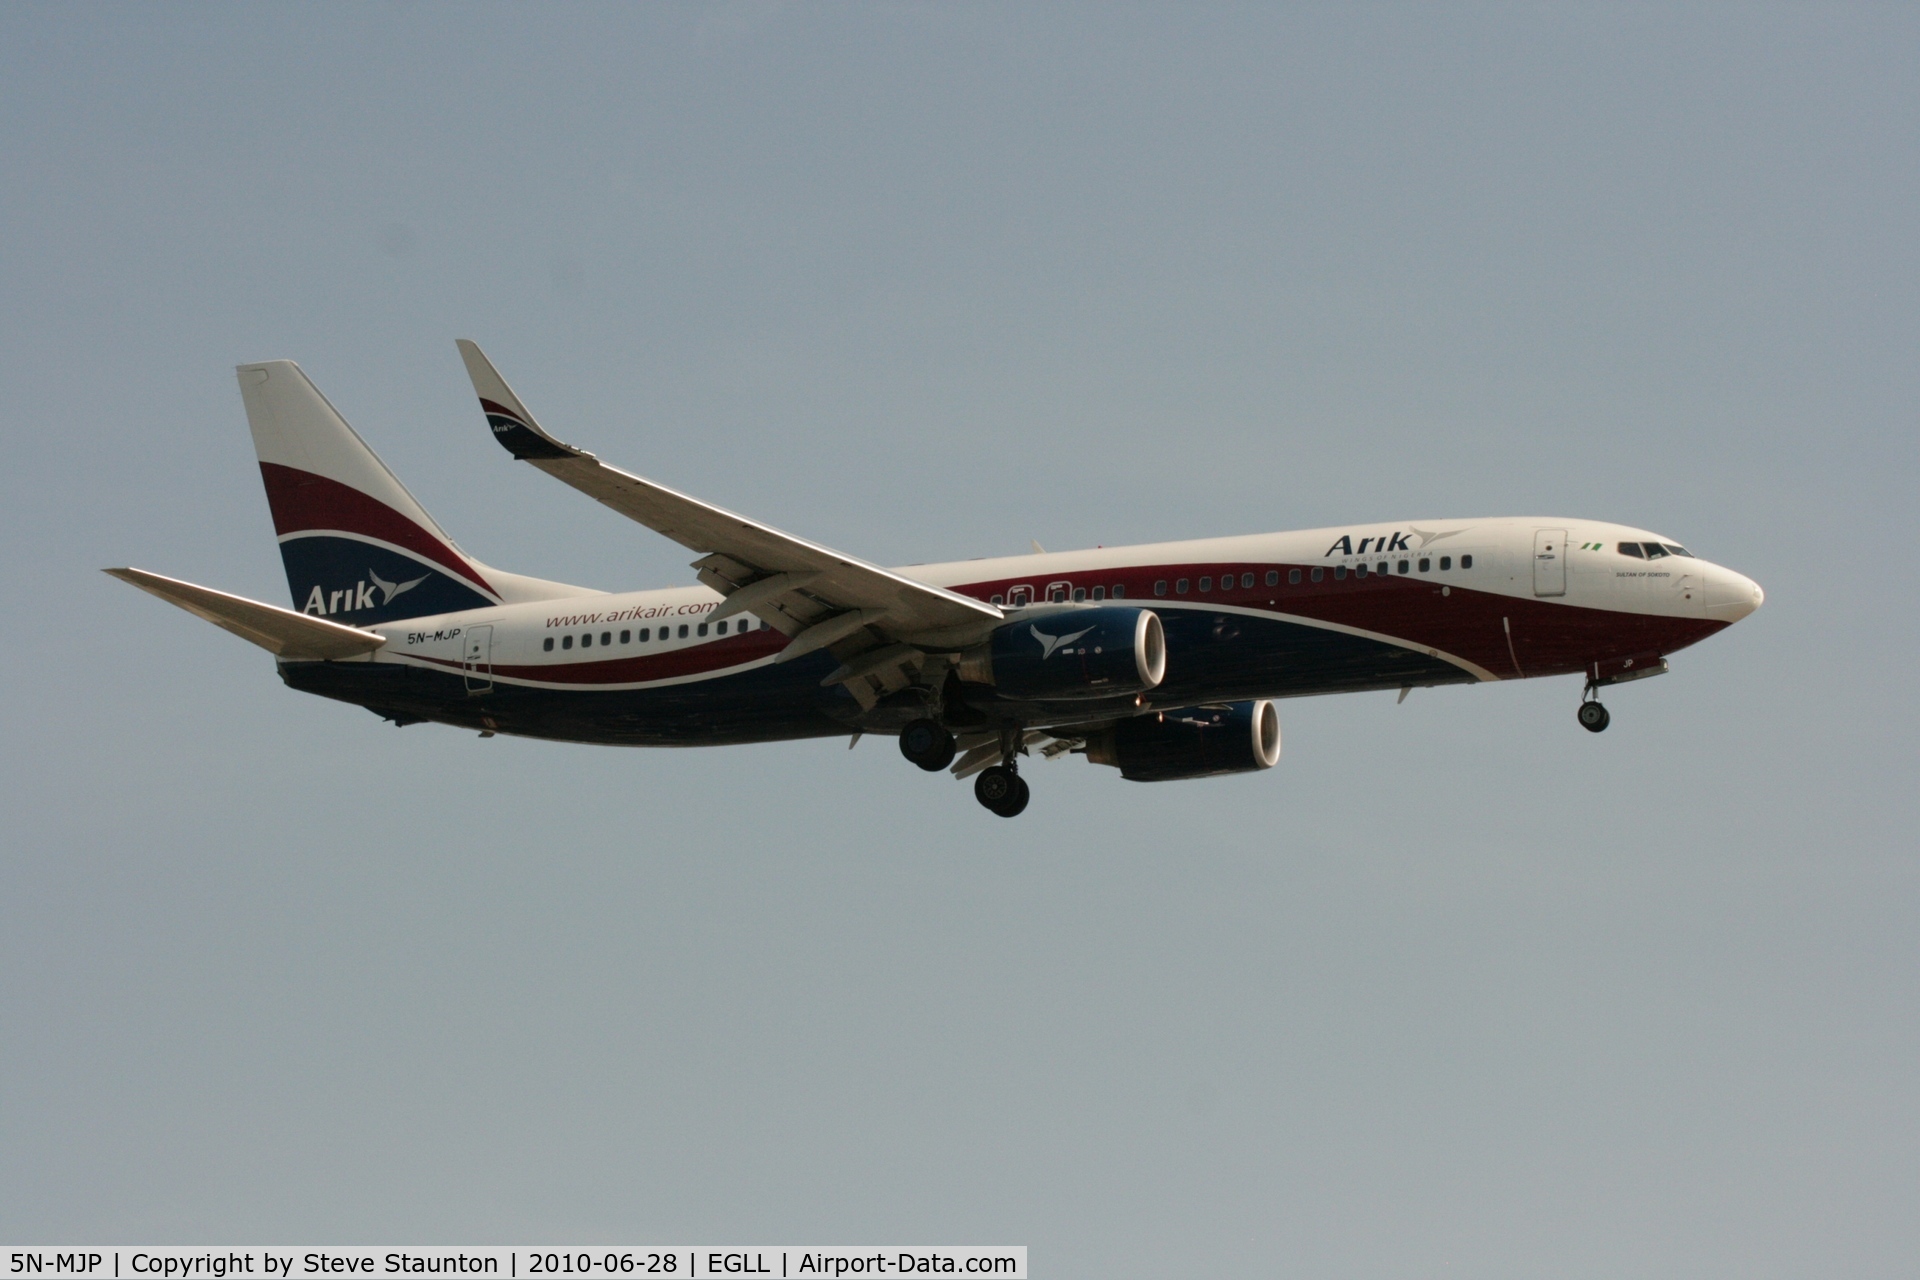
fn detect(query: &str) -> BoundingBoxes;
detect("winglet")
[455,339,589,462]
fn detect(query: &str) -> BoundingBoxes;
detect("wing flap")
[106,568,388,661]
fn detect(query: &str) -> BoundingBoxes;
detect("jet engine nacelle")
[959,606,1166,701]
[1085,699,1282,782]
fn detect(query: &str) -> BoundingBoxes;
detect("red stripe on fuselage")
[411,559,1722,691]
[259,463,495,597]
[949,561,1725,678]
[418,628,787,686]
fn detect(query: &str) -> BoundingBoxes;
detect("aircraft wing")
[457,340,1004,664]
[106,568,388,660]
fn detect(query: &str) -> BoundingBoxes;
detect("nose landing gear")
[1577,693,1610,733]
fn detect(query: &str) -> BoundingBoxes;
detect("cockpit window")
[1618,542,1644,558]
[1642,542,1669,559]
[1662,544,1693,558]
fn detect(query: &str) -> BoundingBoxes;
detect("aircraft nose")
[1706,565,1764,622]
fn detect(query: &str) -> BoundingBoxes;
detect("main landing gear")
[974,764,1030,818]
[898,718,957,771]
[900,716,1032,816]
[1577,692,1610,733]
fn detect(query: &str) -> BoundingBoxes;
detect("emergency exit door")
[1533,529,1567,597]
[462,625,493,694]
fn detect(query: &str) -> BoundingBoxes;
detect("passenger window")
[1265,570,1279,586]
[562,635,573,650]
[543,637,554,652]
[1310,567,1323,582]
[601,631,611,646]
[1288,568,1301,585]
[1073,587,1086,602]
[1154,580,1167,596]
[697,622,709,636]
[1439,556,1451,570]
[1397,560,1409,574]
[678,624,688,638]
[581,633,592,648]
[1091,586,1105,601]
[1010,588,1031,606]
[1355,563,1368,578]
[1664,544,1693,558]
[1461,555,1473,569]
[1049,585,1068,603]
[639,628,650,641]
[991,594,1004,605]
[1642,543,1668,559]
[1377,561,1388,576]
[1198,576,1212,592]
[620,630,630,644]
[1418,558,1430,572]
[1618,542,1644,558]
[1335,565,1348,580]
[1242,573,1254,588]
[1176,578,1189,593]
[716,620,728,635]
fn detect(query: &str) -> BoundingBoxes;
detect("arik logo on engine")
[1031,623,1095,658]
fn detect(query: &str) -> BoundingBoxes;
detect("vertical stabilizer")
[238,360,502,623]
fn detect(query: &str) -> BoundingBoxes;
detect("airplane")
[108,343,1765,817]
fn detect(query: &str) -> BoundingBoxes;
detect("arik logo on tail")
[1031,623,1094,658]
[1323,527,1467,557]
[302,567,428,616]
[369,567,427,604]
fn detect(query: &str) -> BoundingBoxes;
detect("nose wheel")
[975,765,1030,817]
[1577,698,1610,733]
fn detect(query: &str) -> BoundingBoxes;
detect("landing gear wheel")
[899,718,956,771]
[974,765,1029,817]
[1577,700,1610,733]
[1002,774,1030,817]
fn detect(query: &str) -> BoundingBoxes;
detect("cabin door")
[1533,529,1567,597]
[462,625,493,694]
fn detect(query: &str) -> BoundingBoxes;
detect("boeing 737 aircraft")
[109,344,1764,816]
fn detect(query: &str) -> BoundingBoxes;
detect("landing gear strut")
[898,717,957,771]
[975,764,1030,817]
[1577,690,1610,733]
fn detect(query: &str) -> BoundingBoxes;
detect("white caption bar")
[1,1251,1025,1280]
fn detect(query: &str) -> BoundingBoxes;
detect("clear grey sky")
[3,4,1916,1274]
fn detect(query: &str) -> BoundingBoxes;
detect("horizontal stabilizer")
[105,568,389,661]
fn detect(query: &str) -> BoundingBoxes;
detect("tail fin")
[238,361,593,622]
